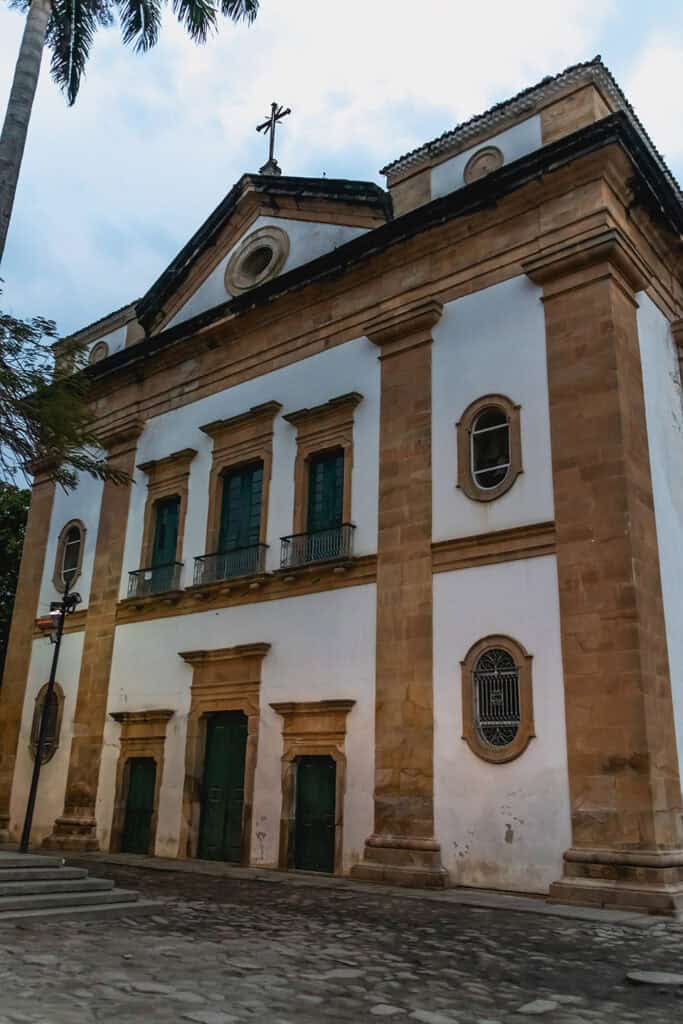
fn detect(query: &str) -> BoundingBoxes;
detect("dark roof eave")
[88,112,682,385]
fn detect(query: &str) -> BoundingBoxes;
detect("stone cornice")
[364,298,443,354]
[522,226,652,295]
[110,709,175,724]
[179,643,271,665]
[270,699,356,717]
[98,418,145,455]
[671,318,683,353]
[199,401,282,439]
[137,448,197,476]
[282,392,363,427]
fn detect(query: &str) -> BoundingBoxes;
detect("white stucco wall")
[168,216,368,329]
[8,632,84,843]
[434,554,571,893]
[636,294,683,773]
[96,585,376,867]
[37,470,104,615]
[86,323,127,361]
[432,277,554,540]
[431,116,542,200]
[122,335,380,592]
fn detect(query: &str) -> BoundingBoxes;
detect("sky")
[1,0,682,337]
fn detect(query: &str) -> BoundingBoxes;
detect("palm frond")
[220,0,258,22]
[46,0,101,104]
[116,0,162,51]
[172,0,217,43]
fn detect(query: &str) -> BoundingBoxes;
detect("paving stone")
[371,1008,406,1017]
[411,1011,458,1023]
[516,1001,559,1016]
[626,971,683,986]
[181,1013,238,1024]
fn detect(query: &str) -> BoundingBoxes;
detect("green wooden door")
[121,758,156,855]
[218,463,263,551]
[307,451,343,533]
[294,755,336,873]
[198,712,248,863]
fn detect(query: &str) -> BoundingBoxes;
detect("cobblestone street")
[1,861,683,1023]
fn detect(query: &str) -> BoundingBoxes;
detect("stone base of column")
[549,847,683,916]
[0,816,11,845]
[42,815,100,852]
[350,834,448,889]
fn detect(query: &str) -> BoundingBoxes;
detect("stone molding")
[98,418,145,455]
[270,699,355,875]
[200,401,281,554]
[456,394,522,503]
[460,635,535,764]
[432,521,555,573]
[224,225,290,296]
[137,447,197,568]
[522,226,652,298]
[283,393,362,533]
[52,518,87,593]
[364,299,443,356]
[178,643,270,863]
[108,709,174,854]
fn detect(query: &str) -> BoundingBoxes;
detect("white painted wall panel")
[87,323,127,360]
[169,216,367,328]
[432,277,554,540]
[37,471,104,615]
[98,586,376,865]
[434,555,571,893]
[122,336,380,594]
[431,116,542,200]
[8,633,84,843]
[636,294,683,774]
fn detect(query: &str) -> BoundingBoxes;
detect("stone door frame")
[179,644,270,864]
[109,709,174,855]
[270,700,355,876]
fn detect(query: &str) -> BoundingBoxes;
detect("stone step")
[0,899,155,924]
[0,853,63,870]
[0,876,114,898]
[0,866,88,883]
[0,887,139,913]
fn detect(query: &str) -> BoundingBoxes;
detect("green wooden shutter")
[151,496,180,567]
[307,451,344,533]
[218,463,263,552]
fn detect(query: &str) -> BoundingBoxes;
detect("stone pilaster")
[44,421,143,851]
[350,298,446,888]
[0,468,56,842]
[524,228,683,914]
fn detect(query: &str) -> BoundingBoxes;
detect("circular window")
[463,146,504,184]
[225,226,290,296]
[89,341,109,364]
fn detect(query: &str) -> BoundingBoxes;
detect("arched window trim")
[461,635,534,764]
[456,394,522,502]
[29,682,65,764]
[52,519,86,593]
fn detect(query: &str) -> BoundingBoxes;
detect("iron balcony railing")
[193,544,268,586]
[280,523,355,570]
[127,562,183,599]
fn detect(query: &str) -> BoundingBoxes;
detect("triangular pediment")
[137,174,390,336]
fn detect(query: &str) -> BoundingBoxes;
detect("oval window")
[61,525,82,585]
[471,407,510,489]
[473,647,520,748]
[30,684,64,763]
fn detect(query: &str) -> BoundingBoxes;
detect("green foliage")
[0,483,30,686]
[9,0,259,105]
[0,301,126,490]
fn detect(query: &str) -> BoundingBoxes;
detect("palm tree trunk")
[0,0,52,268]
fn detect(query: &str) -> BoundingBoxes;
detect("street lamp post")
[19,582,81,854]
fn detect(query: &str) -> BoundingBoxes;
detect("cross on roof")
[256,102,291,176]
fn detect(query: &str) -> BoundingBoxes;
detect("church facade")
[2,58,683,912]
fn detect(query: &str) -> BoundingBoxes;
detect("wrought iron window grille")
[473,647,521,747]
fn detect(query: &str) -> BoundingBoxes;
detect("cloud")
[625,34,683,170]
[1,0,619,334]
